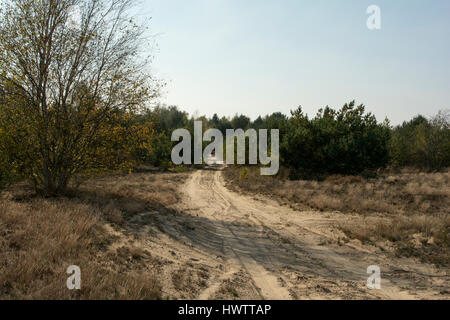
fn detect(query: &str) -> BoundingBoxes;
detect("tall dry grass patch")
[224,167,449,215]
[224,166,449,266]
[0,172,187,299]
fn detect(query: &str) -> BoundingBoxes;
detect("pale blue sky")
[138,0,450,124]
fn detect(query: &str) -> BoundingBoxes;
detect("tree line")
[128,104,450,178]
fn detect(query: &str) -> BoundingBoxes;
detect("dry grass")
[171,264,209,295]
[224,166,450,266]
[77,171,188,219]
[224,167,449,216]
[0,171,190,300]
[339,215,449,266]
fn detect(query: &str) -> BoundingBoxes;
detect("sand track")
[125,169,448,299]
[173,169,448,300]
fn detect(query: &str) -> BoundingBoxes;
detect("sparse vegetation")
[0,170,193,299]
[224,166,449,215]
[0,190,161,299]
[224,166,450,266]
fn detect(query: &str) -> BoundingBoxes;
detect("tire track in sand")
[186,170,291,300]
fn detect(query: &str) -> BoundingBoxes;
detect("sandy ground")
[121,168,449,300]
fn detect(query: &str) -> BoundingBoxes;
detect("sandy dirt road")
[179,169,449,300]
[126,168,449,300]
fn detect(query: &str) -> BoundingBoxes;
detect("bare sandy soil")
[122,169,449,300]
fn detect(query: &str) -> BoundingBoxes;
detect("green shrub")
[148,132,173,169]
[281,101,391,177]
[389,111,449,170]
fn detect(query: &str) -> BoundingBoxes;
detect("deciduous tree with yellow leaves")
[0,0,158,194]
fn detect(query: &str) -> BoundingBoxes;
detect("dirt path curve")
[178,169,448,300]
